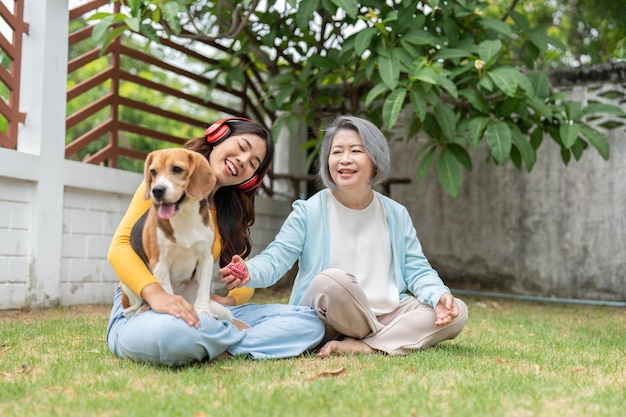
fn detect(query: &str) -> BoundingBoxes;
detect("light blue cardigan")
[246,189,450,309]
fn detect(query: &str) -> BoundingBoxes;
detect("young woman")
[221,115,468,356]
[106,117,324,366]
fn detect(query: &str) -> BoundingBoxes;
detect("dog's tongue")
[158,203,176,219]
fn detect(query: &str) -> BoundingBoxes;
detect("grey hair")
[318,115,391,189]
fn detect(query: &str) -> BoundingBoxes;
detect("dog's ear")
[186,151,216,200]
[143,152,155,200]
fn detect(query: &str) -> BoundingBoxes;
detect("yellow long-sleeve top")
[107,181,254,306]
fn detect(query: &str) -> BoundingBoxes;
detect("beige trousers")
[300,268,469,355]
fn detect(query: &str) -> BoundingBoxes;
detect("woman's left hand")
[434,293,459,326]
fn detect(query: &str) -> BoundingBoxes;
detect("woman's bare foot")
[317,337,375,357]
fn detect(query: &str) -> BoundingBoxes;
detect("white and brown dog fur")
[120,148,232,321]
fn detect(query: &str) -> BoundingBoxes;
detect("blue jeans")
[106,287,324,366]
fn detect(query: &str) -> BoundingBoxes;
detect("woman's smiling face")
[328,129,375,191]
[209,133,267,188]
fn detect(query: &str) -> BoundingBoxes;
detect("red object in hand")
[228,262,247,280]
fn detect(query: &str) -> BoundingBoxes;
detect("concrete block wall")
[0,147,293,309]
[59,187,130,306]
[0,177,35,309]
[389,101,626,302]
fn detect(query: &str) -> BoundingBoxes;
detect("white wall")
[0,148,292,309]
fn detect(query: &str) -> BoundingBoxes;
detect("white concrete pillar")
[19,0,69,306]
[273,118,309,199]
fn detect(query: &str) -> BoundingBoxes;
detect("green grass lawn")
[1,289,624,417]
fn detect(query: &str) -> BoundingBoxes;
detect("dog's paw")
[195,302,233,321]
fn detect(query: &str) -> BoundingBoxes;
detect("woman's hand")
[219,255,250,290]
[434,293,459,326]
[141,282,201,328]
[210,294,236,306]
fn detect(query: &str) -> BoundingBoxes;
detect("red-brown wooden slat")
[65,118,114,158]
[66,93,114,130]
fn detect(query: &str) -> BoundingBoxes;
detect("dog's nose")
[152,185,166,200]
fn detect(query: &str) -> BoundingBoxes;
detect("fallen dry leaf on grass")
[2,364,32,381]
[308,367,345,381]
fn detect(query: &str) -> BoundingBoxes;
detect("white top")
[327,191,399,314]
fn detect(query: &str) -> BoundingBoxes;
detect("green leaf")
[286,114,302,138]
[467,116,489,148]
[383,10,398,23]
[437,147,462,198]
[571,138,587,160]
[330,0,358,19]
[582,103,626,117]
[435,74,458,99]
[563,102,583,121]
[416,145,436,181]
[511,71,534,96]
[299,138,320,151]
[412,67,438,85]
[433,48,472,61]
[296,0,318,28]
[354,27,378,55]
[510,125,536,171]
[91,15,116,43]
[508,10,530,31]
[477,39,502,63]
[459,89,490,114]
[486,121,512,164]
[139,23,159,43]
[382,88,407,128]
[267,73,295,86]
[560,147,571,165]
[527,29,550,53]
[448,143,472,171]
[480,17,513,38]
[580,125,610,160]
[434,102,456,139]
[99,26,129,53]
[530,128,544,150]
[487,67,518,97]
[378,50,400,90]
[365,83,389,106]
[161,2,182,35]
[559,122,581,149]
[274,84,296,106]
[124,16,141,33]
[87,12,116,22]
[307,54,338,69]
[528,96,552,119]
[401,30,438,46]
[126,0,143,15]
[528,72,551,99]
[477,76,494,92]
[409,90,427,121]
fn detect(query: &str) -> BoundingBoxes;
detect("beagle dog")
[121,148,233,321]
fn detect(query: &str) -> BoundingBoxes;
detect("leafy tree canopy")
[91,0,625,197]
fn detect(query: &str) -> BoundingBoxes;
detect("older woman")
[221,115,468,356]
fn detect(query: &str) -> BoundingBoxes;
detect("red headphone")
[204,117,262,192]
